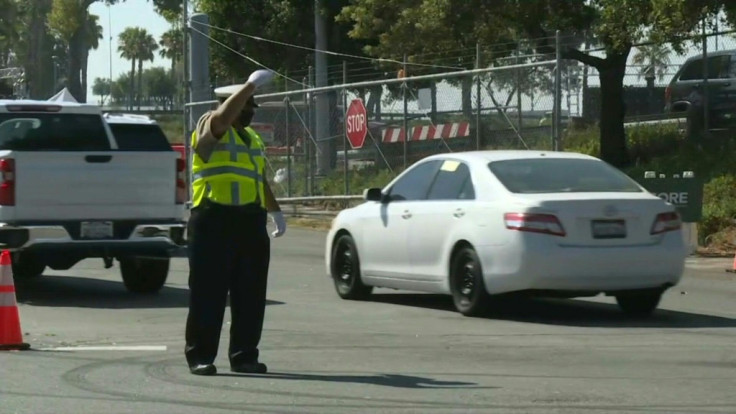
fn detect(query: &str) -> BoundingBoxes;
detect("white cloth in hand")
[247,69,275,88]
[270,211,287,238]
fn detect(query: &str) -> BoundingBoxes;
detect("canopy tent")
[48,88,78,103]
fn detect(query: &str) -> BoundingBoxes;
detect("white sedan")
[325,150,689,317]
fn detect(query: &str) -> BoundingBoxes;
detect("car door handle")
[401,210,412,219]
[85,155,112,163]
[453,208,465,218]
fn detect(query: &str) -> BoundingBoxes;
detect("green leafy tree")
[144,67,176,109]
[92,76,111,104]
[338,0,725,167]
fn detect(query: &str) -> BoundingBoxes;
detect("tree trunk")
[430,82,437,123]
[646,76,655,114]
[461,78,472,119]
[597,50,630,168]
[67,30,85,102]
[366,85,382,121]
[129,59,136,110]
[137,59,143,110]
[81,51,89,103]
[25,0,54,99]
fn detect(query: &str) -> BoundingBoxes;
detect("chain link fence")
[184,29,736,199]
[185,56,561,198]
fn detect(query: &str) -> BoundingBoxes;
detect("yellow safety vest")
[191,126,266,208]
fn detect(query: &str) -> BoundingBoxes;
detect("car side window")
[387,160,441,201]
[678,55,732,81]
[678,60,702,81]
[427,160,475,200]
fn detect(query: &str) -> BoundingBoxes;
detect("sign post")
[345,99,368,149]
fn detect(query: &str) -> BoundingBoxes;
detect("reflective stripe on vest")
[191,127,266,207]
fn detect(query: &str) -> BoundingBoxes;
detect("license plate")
[591,220,626,239]
[80,221,113,239]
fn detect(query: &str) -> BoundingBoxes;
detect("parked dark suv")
[665,49,736,135]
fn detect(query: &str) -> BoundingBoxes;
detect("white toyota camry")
[325,150,689,317]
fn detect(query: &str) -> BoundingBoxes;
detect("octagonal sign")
[345,99,368,149]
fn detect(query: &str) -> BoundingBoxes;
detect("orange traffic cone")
[0,250,30,350]
[727,251,736,273]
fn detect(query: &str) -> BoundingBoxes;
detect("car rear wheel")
[615,289,662,316]
[331,234,372,300]
[119,257,169,293]
[450,246,489,316]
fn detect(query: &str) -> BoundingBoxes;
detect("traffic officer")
[185,69,286,376]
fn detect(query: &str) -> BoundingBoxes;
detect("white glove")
[247,69,275,88]
[270,211,286,238]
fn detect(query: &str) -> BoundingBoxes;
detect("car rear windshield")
[488,158,643,193]
[108,123,173,151]
[0,113,111,151]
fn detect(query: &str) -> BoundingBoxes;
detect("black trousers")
[185,199,270,367]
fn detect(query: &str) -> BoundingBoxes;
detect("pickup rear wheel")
[11,253,45,279]
[119,257,169,293]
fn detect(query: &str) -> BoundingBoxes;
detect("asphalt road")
[1,228,735,414]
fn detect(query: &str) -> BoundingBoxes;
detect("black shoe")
[189,363,217,376]
[231,361,267,374]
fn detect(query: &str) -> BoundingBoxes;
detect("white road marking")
[39,345,167,352]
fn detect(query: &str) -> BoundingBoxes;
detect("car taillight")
[176,157,187,204]
[0,158,15,206]
[504,213,566,237]
[651,212,681,234]
[664,86,671,105]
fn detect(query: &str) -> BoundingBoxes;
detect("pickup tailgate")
[12,151,180,220]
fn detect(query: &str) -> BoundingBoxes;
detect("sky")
[82,2,734,114]
[87,0,171,103]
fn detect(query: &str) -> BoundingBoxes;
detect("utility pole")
[314,0,331,175]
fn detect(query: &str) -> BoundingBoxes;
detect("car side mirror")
[363,187,386,202]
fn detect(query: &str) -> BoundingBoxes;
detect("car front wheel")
[615,289,663,316]
[331,234,372,300]
[450,246,489,316]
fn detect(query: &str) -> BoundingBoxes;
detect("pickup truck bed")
[0,101,186,293]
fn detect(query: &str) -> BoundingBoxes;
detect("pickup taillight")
[176,157,187,204]
[0,158,15,206]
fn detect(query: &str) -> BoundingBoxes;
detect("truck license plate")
[591,220,626,239]
[80,221,113,239]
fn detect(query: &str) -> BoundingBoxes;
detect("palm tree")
[118,27,139,110]
[633,43,671,89]
[159,27,182,75]
[633,42,671,114]
[134,29,158,110]
[80,13,103,103]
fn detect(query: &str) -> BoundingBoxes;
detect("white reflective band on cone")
[0,292,17,307]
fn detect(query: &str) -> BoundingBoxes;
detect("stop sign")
[345,99,368,149]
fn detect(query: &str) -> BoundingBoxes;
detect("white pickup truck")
[0,100,187,293]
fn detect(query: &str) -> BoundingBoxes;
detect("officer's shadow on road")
[219,371,492,390]
[14,274,285,309]
[369,293,736,329]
